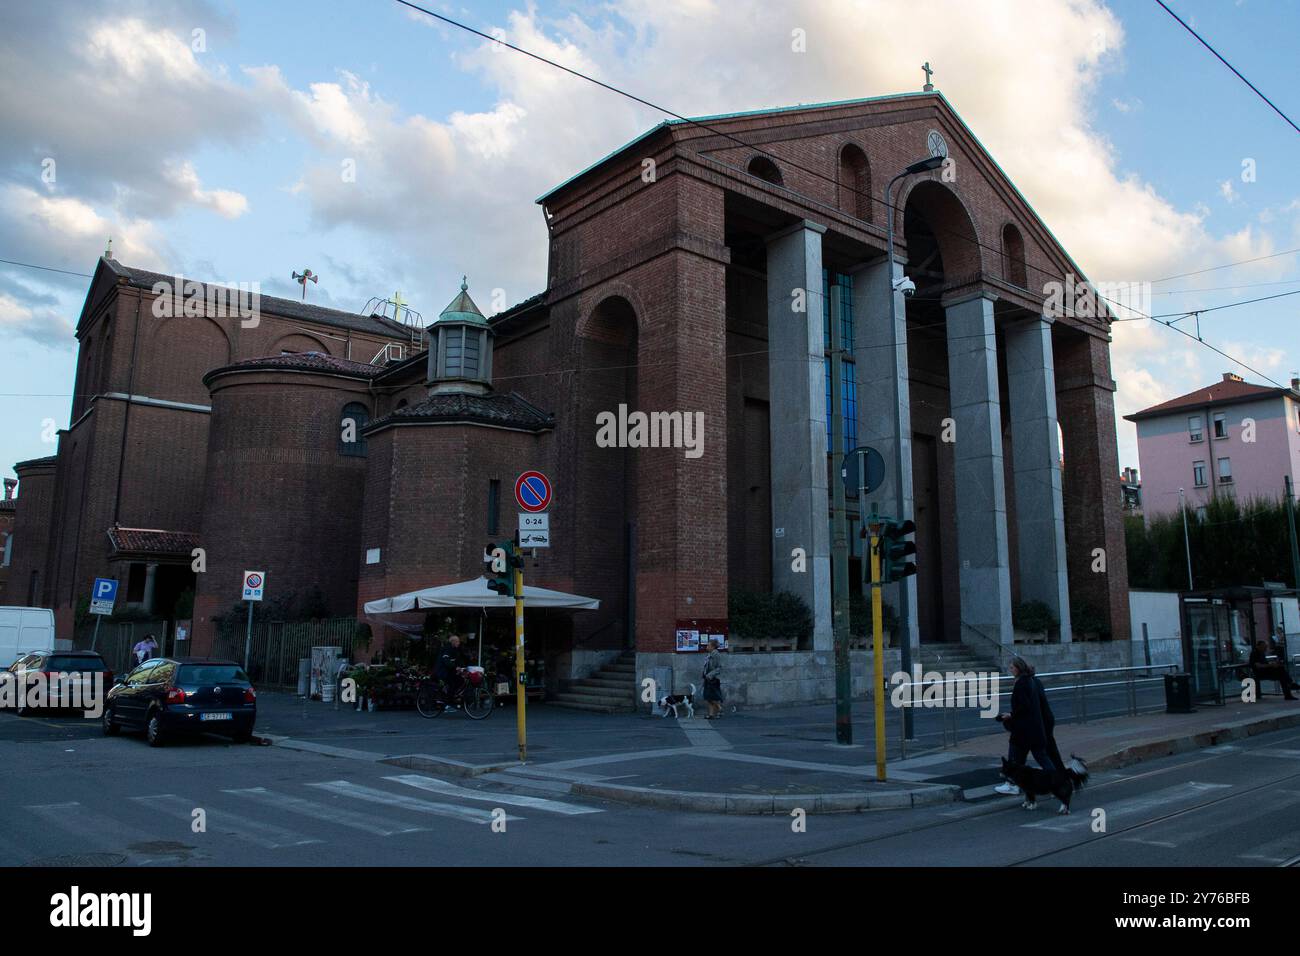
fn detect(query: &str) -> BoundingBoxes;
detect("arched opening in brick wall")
[149,317,231,404]
[900,180,985,645]
[747,155,783,186]
[1002,222,1028,288]
[576,295,639,651]
[837,143,871,221]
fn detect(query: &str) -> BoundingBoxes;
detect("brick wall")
[190,369,374,649]
[2,459,57,607]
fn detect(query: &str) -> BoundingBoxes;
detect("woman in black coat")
[998,656,1056,774]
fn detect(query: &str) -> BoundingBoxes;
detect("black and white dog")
[658,683,697,719]
[1000,755,1089,814]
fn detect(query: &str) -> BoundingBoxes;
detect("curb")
[1087,710,1300,771]
[568,780,961,814]
[261,735,514,776]
[378,754,515,778]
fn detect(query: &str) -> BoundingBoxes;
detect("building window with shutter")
[1217,457,1232,483]
[1193,461,1206,487]
[339,402,370,457]
[1213,413,1227,439]
[1188,416,1203,442]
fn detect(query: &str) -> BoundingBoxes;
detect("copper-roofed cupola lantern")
[426,277,493,395]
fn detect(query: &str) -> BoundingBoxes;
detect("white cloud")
[0,291,74,345]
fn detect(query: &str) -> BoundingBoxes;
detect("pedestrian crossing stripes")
[384,774,602,814]
[26,800,157,849]
[13,772,602,864]
[131,794,323,849]
[222,786,427,837]
[305,779,519,825]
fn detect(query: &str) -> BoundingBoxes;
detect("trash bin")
[1164,672,1194,713]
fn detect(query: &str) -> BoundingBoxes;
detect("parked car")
[102,657,256,746]
[7,650,112,716]
[0,607,56,668]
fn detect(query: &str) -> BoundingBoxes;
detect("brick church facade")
[4,91,1129,701]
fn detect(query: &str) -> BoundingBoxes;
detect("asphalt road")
[1,708,1298,867]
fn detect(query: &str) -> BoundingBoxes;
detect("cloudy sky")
[1,0,1297,484]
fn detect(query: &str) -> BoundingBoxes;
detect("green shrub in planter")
[728,589,813,647]
[1070,601,1112,640]
[849,591,898,640]
[1013,600,1058,636]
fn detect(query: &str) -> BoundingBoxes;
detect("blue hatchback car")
[103,657,257,746]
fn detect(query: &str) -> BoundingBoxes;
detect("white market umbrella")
[363,576,601,614]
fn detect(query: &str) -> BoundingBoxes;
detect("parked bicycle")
[415,666,494,720]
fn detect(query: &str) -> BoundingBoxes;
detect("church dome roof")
[435,277,489,328]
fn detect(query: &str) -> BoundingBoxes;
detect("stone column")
[766,220,831,649]
[143,561,158,615]
[1005,316,1072,642]
[944,292,1013,649]
[850,257,919,653]
[1056,331,1131,643]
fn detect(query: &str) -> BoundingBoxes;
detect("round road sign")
[515,471,552,513]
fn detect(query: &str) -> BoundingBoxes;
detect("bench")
[1217,657,1295,703]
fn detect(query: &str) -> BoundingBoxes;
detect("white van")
[0,607,56,668]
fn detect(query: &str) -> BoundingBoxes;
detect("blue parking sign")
[90,577,118,616]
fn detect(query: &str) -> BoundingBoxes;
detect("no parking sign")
[514,471,552,513]
[242,570,265,602]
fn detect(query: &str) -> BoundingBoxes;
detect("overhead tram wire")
[0,257,94,279]
[1153,0,1300,136]
[0,241,1286,395]
[391,0,1136,298]
[1150,246,1300,283]
[393,1,1294,388]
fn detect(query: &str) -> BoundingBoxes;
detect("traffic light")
[879,519,917,584]
[484,541,522,597]
[484,542,513,597]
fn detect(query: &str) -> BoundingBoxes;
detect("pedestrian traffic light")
[484,541,523,597]
[484,542,515,597]
[879,519,917,584]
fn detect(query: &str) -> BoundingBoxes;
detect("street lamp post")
[883,156,943,740]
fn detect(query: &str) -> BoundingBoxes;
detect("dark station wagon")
[103,657,257,746]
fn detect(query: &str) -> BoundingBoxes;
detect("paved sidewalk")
[253,691,1300,813]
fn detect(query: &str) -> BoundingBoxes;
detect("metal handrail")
[892,661,1178,689]
[889,660,1180,756]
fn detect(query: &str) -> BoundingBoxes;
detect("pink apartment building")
[1125,372,1300,519]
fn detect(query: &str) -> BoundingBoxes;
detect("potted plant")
[1013,601,1058,644]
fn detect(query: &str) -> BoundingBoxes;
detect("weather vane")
[292,268,319,301]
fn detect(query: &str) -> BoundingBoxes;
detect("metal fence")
[894,659,1181,758]
[211,618,358,689]
[73,618,171,677]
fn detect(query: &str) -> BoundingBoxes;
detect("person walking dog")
[702,639,724,719]
[994,655,1056,794]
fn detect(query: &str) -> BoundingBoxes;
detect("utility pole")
[1285,476,1300,592]
[829,284,852,745]
[868,513,887,781]
[512,535,528,763]
[883,155,943,740]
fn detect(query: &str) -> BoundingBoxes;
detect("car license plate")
[201,712,232,721]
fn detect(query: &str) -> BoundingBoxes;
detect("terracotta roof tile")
[107,527,200,557]
[203,351,384,384]
[368,390,554,433]
[1124,377,1288,421]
